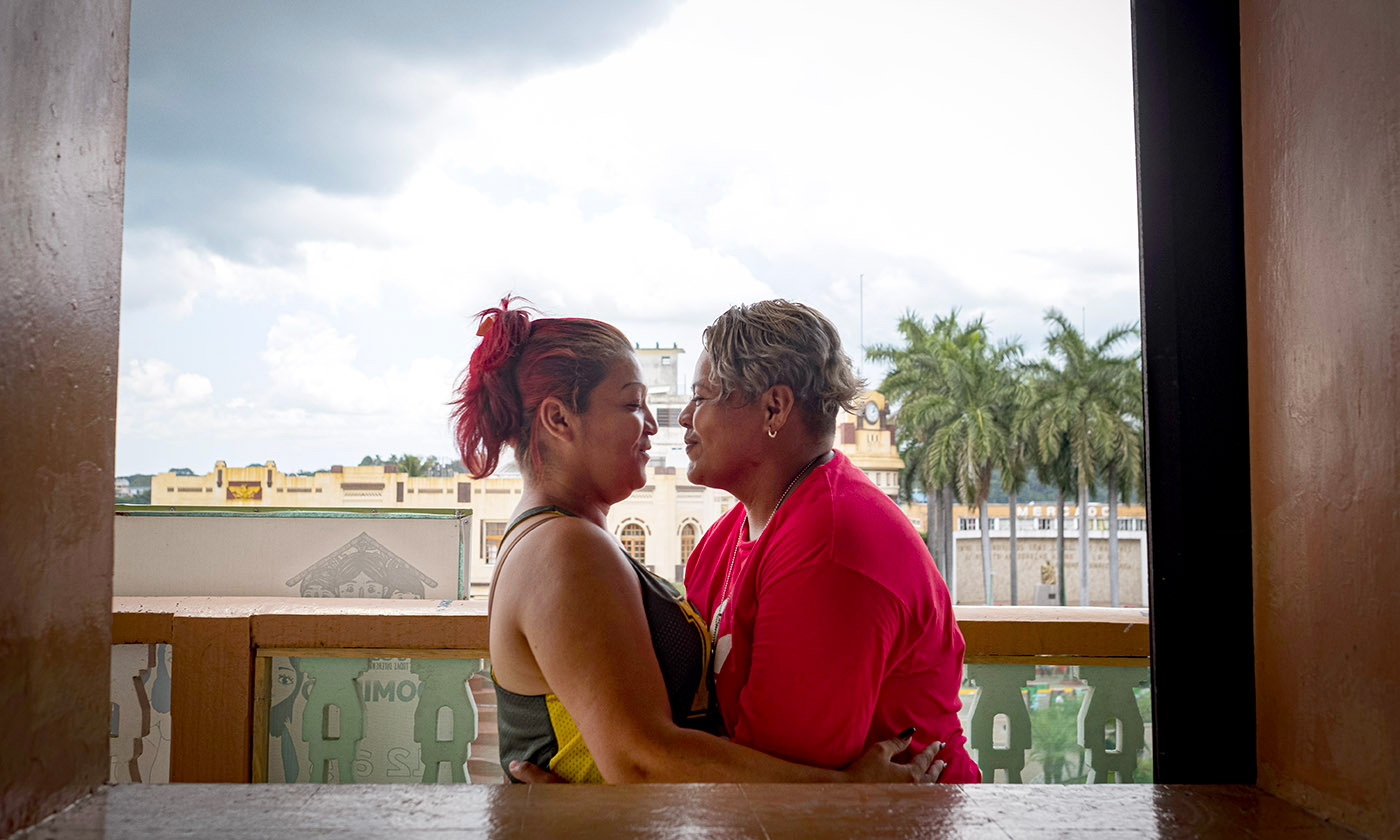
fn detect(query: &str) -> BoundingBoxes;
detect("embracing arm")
[506,521,935,783]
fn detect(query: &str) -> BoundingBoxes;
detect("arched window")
[679,522,698,563]
[620,523,646,562]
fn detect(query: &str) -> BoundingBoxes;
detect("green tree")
[1029,693,1085,784]
[1001,381,1035,604]
[870,311,974,587]
[1027,430,1075,605]
[1098,350,1144,605]
[872,311,1021,605]
[1025,309,1140,606]
[925,324,1022,606]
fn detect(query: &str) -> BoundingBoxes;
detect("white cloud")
[118,318,462,473]
[121,225,383,317]
[117,0,1142,472]
[123,0,1136,326]
[434,0,1139,294]
[121,358,213,407]
[260,313,458,419]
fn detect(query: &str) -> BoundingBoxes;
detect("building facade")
[945,502,1149,607]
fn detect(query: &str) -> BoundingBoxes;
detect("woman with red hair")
[453,297,944,784]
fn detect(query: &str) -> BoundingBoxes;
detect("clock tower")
[836,391,904,503]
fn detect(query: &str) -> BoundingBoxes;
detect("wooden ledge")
[23,783,1351,839]
[113,596,490,652]
[114,598,1147,661]
[955,606,1150,661]
[251,599,487,652]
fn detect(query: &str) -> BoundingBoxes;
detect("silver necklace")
[708,451,829,648]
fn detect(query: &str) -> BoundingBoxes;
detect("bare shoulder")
[498,515,635,601]
[490,514,649,696]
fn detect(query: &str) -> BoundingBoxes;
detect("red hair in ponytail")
[451,296,633,479]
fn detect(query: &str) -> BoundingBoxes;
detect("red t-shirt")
[685,450,979,782]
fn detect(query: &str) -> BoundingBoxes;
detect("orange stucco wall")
[0,0,129,833]
[1240,2,1400,836]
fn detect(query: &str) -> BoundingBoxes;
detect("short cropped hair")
[701,300,864,436]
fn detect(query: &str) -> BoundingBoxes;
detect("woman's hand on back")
[508,760,564,784]
[507,737,946,784]
[843,733,946,783]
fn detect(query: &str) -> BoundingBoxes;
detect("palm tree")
[893,436,942,576]
[871,311,983,600]
[1025,309,1140,606]
[916,322,1021,606]
[1001,381,1035,604]
[1097,354,1144,605]
[935,327,1024,604]
[872,314,950,579]
[1029,433,1074,605]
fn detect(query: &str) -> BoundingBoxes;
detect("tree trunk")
[979,498,992,605]
[943,485,956,604]
[1056,489,1066,606]
[1078,481,1090,606]
[1108,467,1120,607]
[1008,490,1019,605]
[926,493,942,579]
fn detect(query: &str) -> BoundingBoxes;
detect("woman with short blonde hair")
[681,299,979,782]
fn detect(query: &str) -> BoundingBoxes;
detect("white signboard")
[115,512,467,599]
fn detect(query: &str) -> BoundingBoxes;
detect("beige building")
[945,501,1149,607]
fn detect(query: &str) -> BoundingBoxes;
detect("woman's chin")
[606,473,648,503]
[684,462,711,488]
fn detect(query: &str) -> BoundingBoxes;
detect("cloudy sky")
[116,0,1140,476]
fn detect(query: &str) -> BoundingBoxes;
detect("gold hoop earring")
[767,427,777,439]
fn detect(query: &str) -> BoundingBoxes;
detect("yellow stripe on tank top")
[673,595,714,716]
[544,694,606,783]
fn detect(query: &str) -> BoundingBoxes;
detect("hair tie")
[477,315,497,337]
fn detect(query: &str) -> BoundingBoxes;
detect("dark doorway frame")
[1132,1,1255,783]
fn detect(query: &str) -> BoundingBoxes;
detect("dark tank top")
[490,506,721,782]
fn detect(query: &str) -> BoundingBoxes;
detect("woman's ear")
[537,396,576,444]
[762,385,796,437]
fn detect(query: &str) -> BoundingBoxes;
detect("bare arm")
[493,519,938,783]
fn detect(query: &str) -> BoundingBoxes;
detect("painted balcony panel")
[109,644,173,784]
[963,664,1151,784]
[110,599,1147,785]
[262,655,501,785]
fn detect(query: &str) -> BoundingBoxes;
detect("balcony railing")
[111,599,1148,785]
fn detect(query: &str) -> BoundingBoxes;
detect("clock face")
[863,401,879,424]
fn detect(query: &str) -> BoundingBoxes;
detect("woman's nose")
[678,402,693,428]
